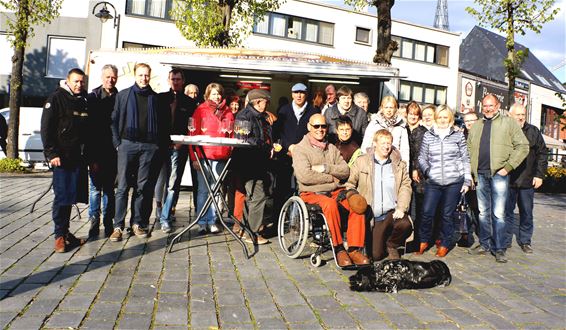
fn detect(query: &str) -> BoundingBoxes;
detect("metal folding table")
[167,135,258,258]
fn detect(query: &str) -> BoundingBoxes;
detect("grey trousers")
[243,176,273,233]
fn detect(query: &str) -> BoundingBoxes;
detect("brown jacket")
[346,147,412,215]
[292,135,350,193]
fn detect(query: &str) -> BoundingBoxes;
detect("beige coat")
[292,135,350,193]
[346,148,412,215]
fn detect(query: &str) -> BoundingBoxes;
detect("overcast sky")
[322,0,566,83]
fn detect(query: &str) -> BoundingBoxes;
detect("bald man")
[292,113,370,268]
[504,103,547,254]
[467,94,529,263]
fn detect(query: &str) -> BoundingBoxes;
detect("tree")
[0,0,63,159]
[171,0,282,47]
[344,0,397,64]
[466,0,559,102]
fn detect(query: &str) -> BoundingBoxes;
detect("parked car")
[0,107,46,164]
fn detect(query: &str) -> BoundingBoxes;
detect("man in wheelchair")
[292,114,370,268]
[346,129,413,260]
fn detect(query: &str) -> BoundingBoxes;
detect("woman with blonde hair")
[417,105,471,257]
[361,95,409,169]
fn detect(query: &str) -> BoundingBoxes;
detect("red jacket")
[189,99,234,161]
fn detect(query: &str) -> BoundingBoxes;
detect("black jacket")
[409,125,428,174]
[509,123,547,188]
[111,84,171,148]
[273,102,319,154]
[85,85,117,161]
[232,104,273,178]
[158,89,197,136]
[41,85,88,167]
[324,103,368,144]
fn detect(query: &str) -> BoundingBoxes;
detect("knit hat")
[247,89,271,102]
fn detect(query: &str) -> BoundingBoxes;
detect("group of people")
[41,66,547,268]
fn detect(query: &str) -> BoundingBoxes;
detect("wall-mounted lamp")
[92,1,121,49]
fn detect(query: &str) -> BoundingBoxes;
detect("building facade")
[1,0,461,111]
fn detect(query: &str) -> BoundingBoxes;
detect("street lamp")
[92,1,121,49]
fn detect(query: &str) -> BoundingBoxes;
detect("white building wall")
[529,84,565,130]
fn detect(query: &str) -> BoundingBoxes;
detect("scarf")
[376,112,398,128]
[307,134,328,150]
[126,83,158,142]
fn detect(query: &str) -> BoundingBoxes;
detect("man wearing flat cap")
[232,89,277,244]
[272,82,320,217]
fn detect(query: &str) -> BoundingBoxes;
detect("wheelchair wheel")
[278,196,310,258]
[310,254,322,267]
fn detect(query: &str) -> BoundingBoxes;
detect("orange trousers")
[300,189,365,248]
[233,189,245,222]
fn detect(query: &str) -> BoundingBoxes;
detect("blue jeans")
[420,180,463,248]
[504,187,534,246]
[88,157,116,228]
[52,166,80,238]
[114,140,160,229]
[196,160,226,226]
[476,172,509,252]
[160,148,189,225]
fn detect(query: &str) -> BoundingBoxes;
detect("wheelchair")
[277,195,344,268]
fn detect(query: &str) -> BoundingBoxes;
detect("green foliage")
[0,0,63,49]
[171,0,283,47]
[466,0,559,98]
[0,158,28,173]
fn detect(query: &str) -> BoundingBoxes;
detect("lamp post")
[92,1,121,49]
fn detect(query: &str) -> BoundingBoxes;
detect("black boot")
[88,217,100,238]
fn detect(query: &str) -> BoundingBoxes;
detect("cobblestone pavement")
[0,176,565,329]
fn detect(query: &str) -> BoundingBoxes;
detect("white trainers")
[209,224,220,234]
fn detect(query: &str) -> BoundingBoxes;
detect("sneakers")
[161,222,172,234]
[54,237,66,253]
[198,225,207,235]
[468,245,489,255]
[209,224,220,234]
[132,224,148,238]
[521,244,533,254]
[495,251,508,263]
[66,233,86,248]
[110,228,123,242]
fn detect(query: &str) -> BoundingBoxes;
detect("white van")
[0,107,46,164]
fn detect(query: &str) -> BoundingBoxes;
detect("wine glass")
[188,118,196,136]
[201,117,209,134]
[241,121,251,142]
[226,120,234,138]
[220,118,229,137]
[234,120,242,140]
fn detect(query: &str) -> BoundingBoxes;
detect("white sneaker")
[209,224,220,234]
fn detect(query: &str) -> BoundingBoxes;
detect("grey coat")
[418,127,472,187]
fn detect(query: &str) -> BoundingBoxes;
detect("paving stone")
[44,311,85,329]
[58,293,97,311]
[116,312,152,330]
[440,308,483,326]
[189,310,218,328]
[255,317,287,329]
[384,312,423,329]
[87,301,121,322]
[218,305,252,324]
[280,305,317,323]
[8,315,46,329]
[80,317,117,329]
[25,298,61,316]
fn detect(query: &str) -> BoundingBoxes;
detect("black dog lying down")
[349,259,451,293]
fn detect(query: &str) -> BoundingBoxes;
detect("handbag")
[455,193,468,234]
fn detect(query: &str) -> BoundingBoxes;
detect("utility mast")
[434,0,449,30]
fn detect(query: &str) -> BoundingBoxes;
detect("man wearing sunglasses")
[292,114,370,268]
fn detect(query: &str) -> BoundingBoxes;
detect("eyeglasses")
[311,124,328,129]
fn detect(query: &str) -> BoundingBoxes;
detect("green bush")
[540,166,566,193]
[0,158,29,173]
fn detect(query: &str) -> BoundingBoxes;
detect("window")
[393,35,449,66]
[399,80,447,105]
[46,36,86,78]
[355,27,371,44]
[0,34,13,75]
[126,0,173,20]
[253,12,334,46]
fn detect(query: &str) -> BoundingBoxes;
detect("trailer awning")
[91,47,400,80]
